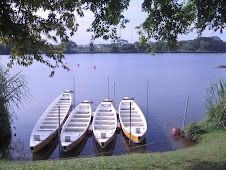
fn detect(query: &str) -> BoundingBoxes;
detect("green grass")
[1,128,225,169]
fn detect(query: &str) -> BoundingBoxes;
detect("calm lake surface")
[1,53,225,161]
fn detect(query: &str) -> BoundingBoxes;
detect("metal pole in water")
[108,76,109,99]
[147,80,149,125]
[129,102,132,147]
[113,82,115,108]
[182,96,189,132]
[58,105,61,158]
[73,73,75,109]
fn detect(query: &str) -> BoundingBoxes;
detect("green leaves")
[138,0,225,50]
[86,0,130,41]
[205,78,226,125]
[138,0,196,49]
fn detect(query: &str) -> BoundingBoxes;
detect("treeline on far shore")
[1,36,226,55]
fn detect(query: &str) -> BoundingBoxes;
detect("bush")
[184,122,204,142]
[0,66,28,147]
[184,78,225,142]
[205,78,226,126]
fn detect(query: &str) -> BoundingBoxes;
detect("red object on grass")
[172,128,181,136]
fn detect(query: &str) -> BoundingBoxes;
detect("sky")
[63,0,226,45]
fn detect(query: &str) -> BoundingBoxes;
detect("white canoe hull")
[30,91,71,153]
[61,101,92,152]
[93,100,117,148]
[119,97,147,143]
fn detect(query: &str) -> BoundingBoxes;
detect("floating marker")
[172,128,181,136]
[65,62,67,65]
[94,66,96,69]
[77,64,80,67]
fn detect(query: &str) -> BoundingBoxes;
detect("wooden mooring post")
[108,76,110,99]
[146,80,149,125]
[113,82,115,108]
[58,105,61,158]
[182,96,189,132]
[129,102,132,147]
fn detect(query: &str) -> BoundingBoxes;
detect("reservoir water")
[0,53,225,161]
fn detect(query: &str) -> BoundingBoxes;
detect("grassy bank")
[1,128,225,169]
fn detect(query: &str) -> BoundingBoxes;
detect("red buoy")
[65,62,67,65]
[94,66,96,69]
[77,64,80,67]
[172,128,181,136]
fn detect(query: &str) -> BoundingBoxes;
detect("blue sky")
[70,0,225,45]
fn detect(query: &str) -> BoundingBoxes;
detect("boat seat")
[77,111,90,114]
[42,121,59,124]
[65,127,85,132]
[96,112,114,116]
[45,117,63,121]
[73,114,90,118]
[120,106,135,110]
[120,114,140,118]
[121,118,142,122]
[94,120,115,125]
[60,98,70,100]
[99,109,112,112]
[79,105,90,110]
[120,110,137,113]
[37,129,55,131]
[49,111,61,114]
[94,125,115,130]
[46,114,65,118]
[56,103,70,105]
[101,103,111,107]
[67,122,87,127]
[51,108,68,111]
[71,118,90,122]
[53,106,69,109]
[95,116,115,120]
[40,125,58,129]
[123,122,144,126]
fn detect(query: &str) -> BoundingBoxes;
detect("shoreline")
[1,128,225,169]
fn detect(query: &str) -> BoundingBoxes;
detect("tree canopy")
[0,0,225,75]
[0,0,129,76]
[138,0,225,48]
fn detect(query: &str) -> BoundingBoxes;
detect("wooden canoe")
[30,91,71,153]
[92,99,117,148]
[119,97,147,143]
[60,100,92,152]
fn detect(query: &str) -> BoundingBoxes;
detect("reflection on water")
[93,133,117,156]
[0,138,31,161]
[120,131,146,153]
[182,137,197,148]
[61,136,89,158]
[32,135,58,161]
[171,136,197,150]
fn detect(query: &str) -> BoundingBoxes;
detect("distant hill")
[1,36,226,55]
